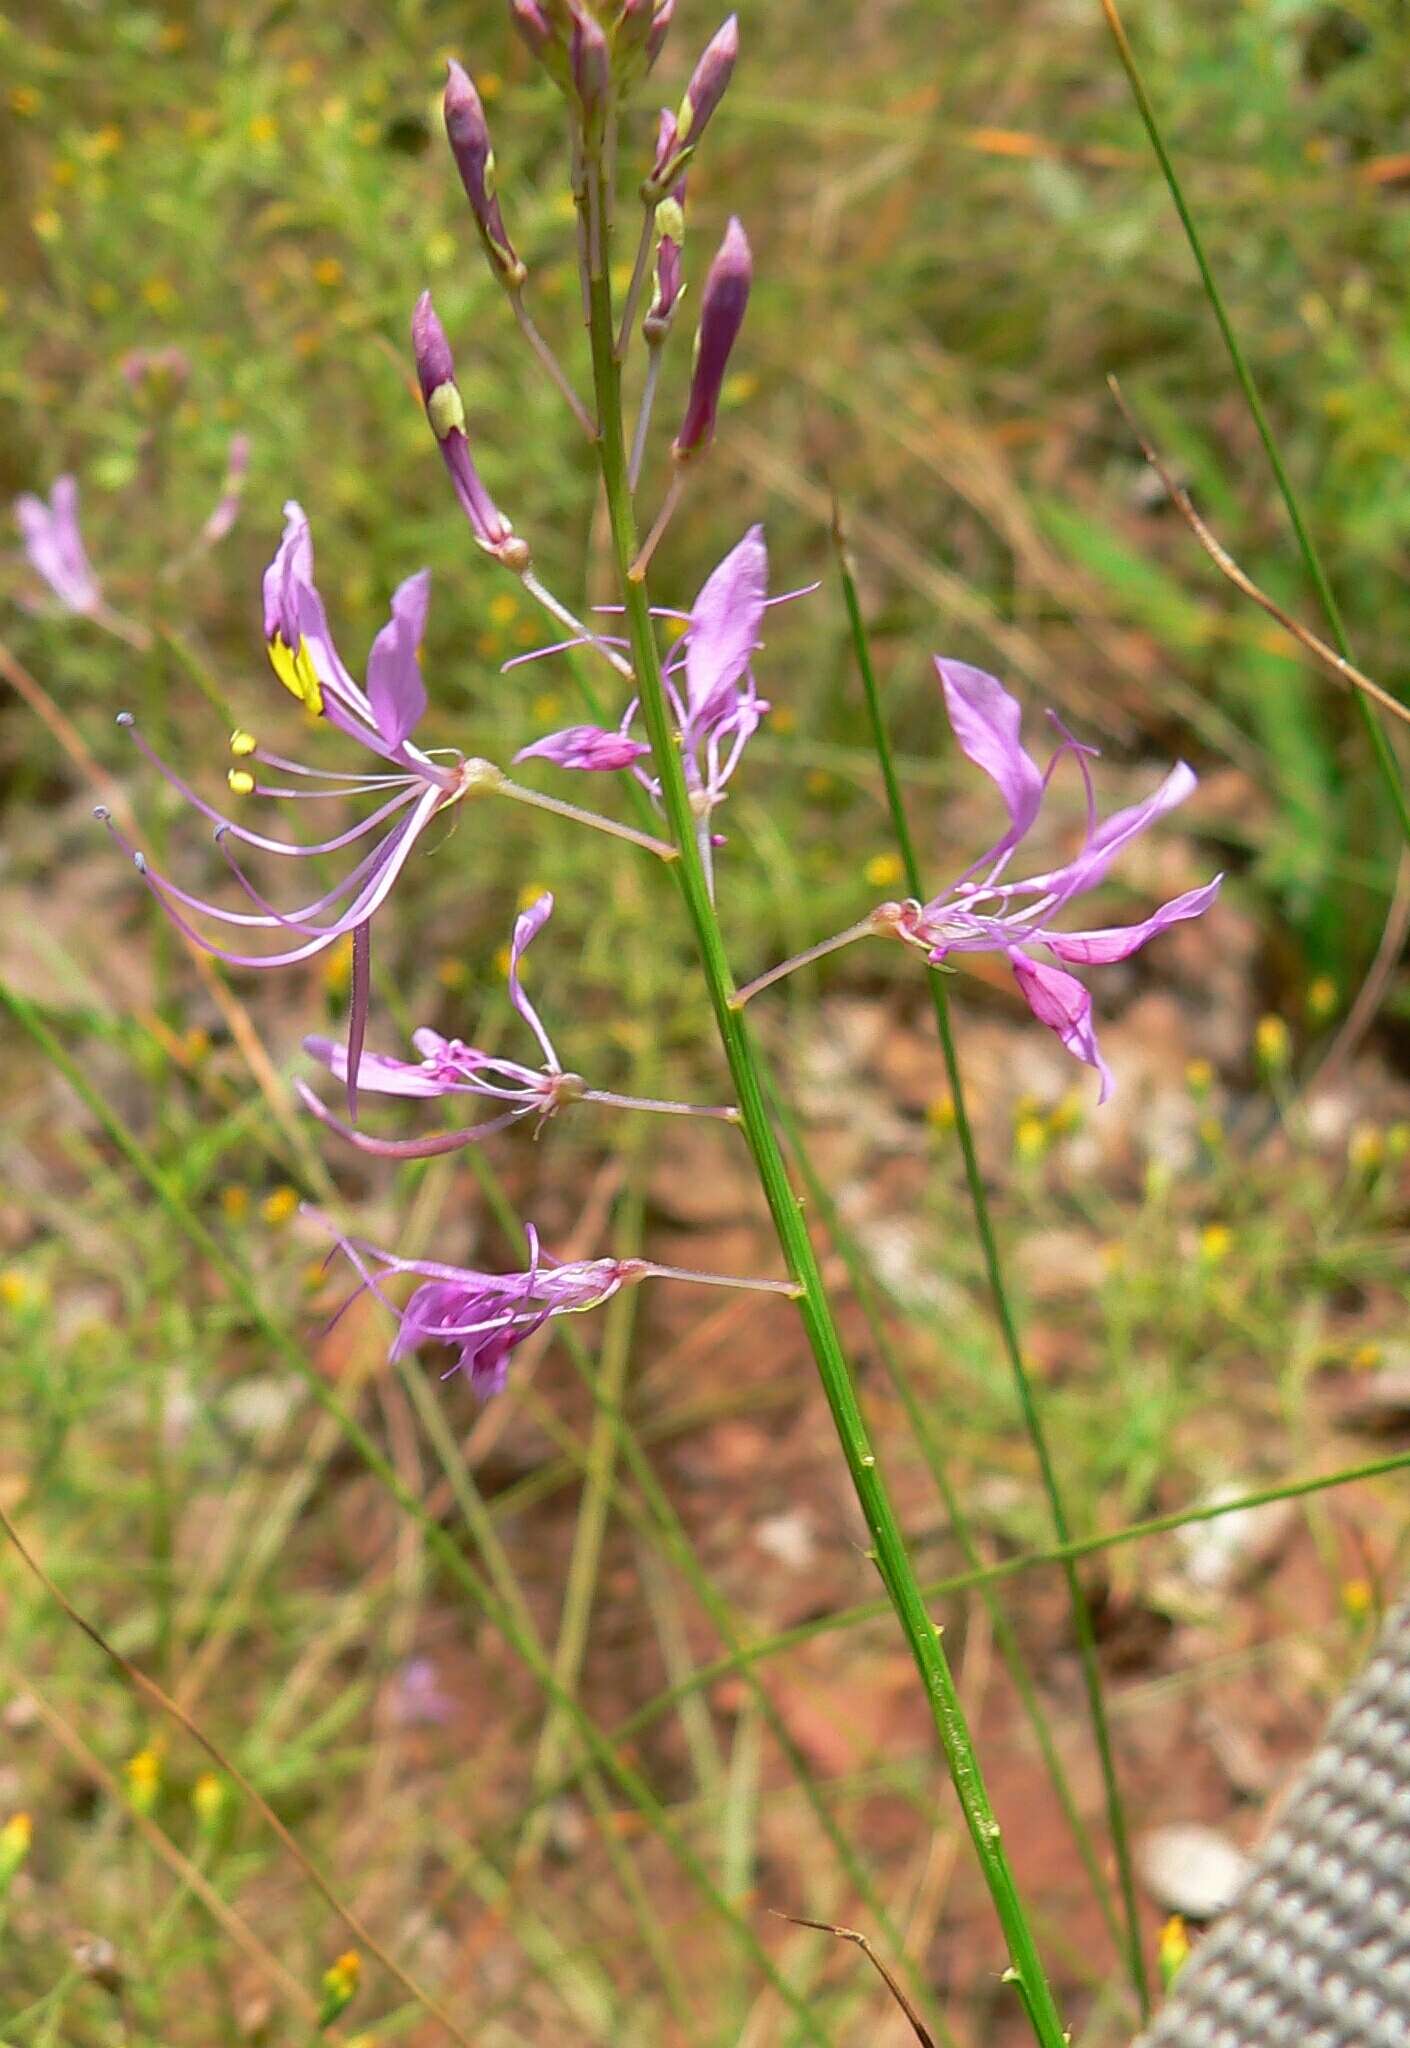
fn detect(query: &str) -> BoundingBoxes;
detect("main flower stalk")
[580,151,1065,2047]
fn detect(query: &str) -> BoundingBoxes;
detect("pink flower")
[298,893,738,1155]
[14,476,101,617]
[740,662,1220,1100]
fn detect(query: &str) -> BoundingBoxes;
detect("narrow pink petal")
[303,1034,452,1096]
[508,892,558,1070]
[1024,762,1197,900]
[1010,952,1114,1102]
[685,524,767,725]
[935,660,1045,844]
[1045,876,1222,966]
[514,725,651,771]
[367,569,431,749]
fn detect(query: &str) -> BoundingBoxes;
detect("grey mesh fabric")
[1134,1598,1410,2047]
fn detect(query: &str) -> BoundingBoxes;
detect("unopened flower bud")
[644,110,687,342]
[412,293,524,564]
[647,0,675,67]
[570,6,611,121]
[676,14,737,147]
[443,61,526,290]
[509,0,555,59]
[672,215,750,462]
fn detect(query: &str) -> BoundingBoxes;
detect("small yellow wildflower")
[312,256,344,288]
[32,210,62,244]
[1198,1114,1224,1152]
[1199,1222,1232,1266]
[81,125,123,161]
[0,1812,32,1892]
[142,277,177,313]
[489,592,519,627]
[1013,1113,1048,1164]
[10,87,39,117]
[319,1951,362,2025]
[323,938,353,997]
[1350,1342,1381,1373]
[192,1772,227,1833]
[125,1748,161,1814]
[0,1271,36,1310]
[260,1186,299,1227]
[249,113,278,146]
[1158,1915,1190,1990]
[1307,974,1337,1022]
[723,370,758,407]
[925,1094,955,1133]
[1348,1123,1386,1174]
[1341,1577,1374,1623]
[220,1186,250,1223]
[1185,1057,1214,1098]
[1047,1091,1083,1138]
[478,71,503,100]
[51,161,77,188]
[1254,1014,1291,1072]
[493,942,513,979]
[532,692,562,724]
[436,957,469,990]
[863,852,904,890]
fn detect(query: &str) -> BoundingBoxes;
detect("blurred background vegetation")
[4,2,1410,2043]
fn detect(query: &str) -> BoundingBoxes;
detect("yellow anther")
[267,633,323,715]
[227,768,255,796]
[230,728,257,756]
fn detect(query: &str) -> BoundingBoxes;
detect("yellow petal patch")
[268,633,323,715]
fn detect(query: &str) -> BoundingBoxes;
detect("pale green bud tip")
[427,381,467,442]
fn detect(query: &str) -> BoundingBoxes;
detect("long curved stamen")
[212,822,407,936]
[124,785,442,967]
[296,1081,523,1157]
[246,748,416,785]
[120,716,423,857]
[97,814,395,932]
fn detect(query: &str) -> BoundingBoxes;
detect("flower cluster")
[83,0,1219,1414]
[739,661,1220,1100]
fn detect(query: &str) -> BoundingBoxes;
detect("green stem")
[835,535,1150,2016]
[1099,0,1410,852]
[582,154,1065,2047]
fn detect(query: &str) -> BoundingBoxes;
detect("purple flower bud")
[443,60,526,290]
[569,5,610,118]
[412,292,525,565]
[676,14,737,146]
[672,215,751,462]
[509,0,556,60]
[647,0,675,67]
[644,109,686,341]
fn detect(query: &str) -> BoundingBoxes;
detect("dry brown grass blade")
[1105,380,1410,731]
[2,1662,342,2036]
[0,1499,476,2048]
[770,1913,936,2046]
[0,636,329,1184]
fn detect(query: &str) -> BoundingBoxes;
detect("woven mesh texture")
[1134,1597,1410,2048]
